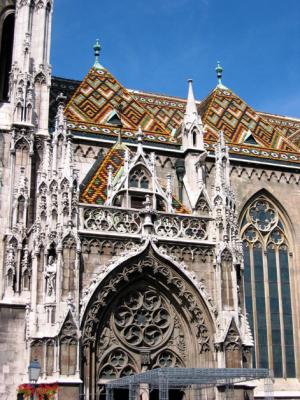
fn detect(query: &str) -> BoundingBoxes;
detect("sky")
[51,0,300,118]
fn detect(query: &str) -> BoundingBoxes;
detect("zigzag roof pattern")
[131,91,186,133]
[258,111,300,147]
[64,67,170,136]
[52,75,300,145]
[60,66,300,162]
[199,87,299,153]
[80,141,190,214]
[80,142,126,205]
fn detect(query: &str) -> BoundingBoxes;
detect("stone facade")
[0,2,300,400]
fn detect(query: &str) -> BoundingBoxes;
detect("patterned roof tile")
[80,141,190,213]
[200,88,299,153]
[60,69,300,163]
[65,68,171,136]
[80,142,127,204]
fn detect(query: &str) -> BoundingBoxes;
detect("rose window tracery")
[113,289,173,349]
[249,200,276,232]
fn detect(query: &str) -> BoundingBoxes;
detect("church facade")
[0,1,300,399]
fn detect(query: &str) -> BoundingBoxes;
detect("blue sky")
[51,0,300,118]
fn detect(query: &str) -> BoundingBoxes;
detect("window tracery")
[95,281,194,381]
[129,168,150,189]
[241,196,295,377]
[152,350,183,368]
[99,349,137,379]
[113,289,173,349]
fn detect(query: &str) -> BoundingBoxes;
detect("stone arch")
[239,189,296,378]
[128,163,151,190]
[239,188,295,244]
[81,242,217,394]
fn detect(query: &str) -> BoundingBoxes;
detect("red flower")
[17,384,35,399]
[36,383,58,400]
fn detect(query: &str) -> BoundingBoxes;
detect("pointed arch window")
[129,168,150,189]
[0,11,15,101]
[241,196,295,377]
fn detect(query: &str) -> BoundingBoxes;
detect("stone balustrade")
[80,204,211,242]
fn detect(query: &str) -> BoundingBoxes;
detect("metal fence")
[104,368,273,400]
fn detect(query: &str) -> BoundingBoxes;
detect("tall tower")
[0,3,53,395]
[10,0,53,132]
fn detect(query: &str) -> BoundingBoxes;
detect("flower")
[17,384,35,399]
[36,383,59,400]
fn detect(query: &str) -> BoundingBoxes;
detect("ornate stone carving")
[249,199,276,232]
[83,207,142,234]
[82,205,208,241]
[113,289,173,349]
[99,349,137,379]
[153,214,207,240]
[82,249,213,358]
[60,314,77,343]
[5,244,16,289]
[152,350,183,368]
[44,255,56,297]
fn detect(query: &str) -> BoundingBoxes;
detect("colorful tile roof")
[258,111,300,148]
[65,68,170,135]
[131,91,186,133]
[200,87,299,153]
[56,65,300,163]
[80,141,190,213]
[258,111,300,138]
[80,142,126,204]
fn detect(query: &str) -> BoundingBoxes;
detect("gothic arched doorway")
[81,245,216,400]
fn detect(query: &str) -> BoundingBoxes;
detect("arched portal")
[81,244,216,399]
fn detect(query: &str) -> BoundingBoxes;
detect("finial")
[56,92,67,105]
[93,39,103,69]
[136,126,144,143]
[215,61,223,86]
[117,129,122,144]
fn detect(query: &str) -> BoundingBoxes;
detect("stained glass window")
[240,196,295,377]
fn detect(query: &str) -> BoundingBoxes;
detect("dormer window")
[129,168,150,189]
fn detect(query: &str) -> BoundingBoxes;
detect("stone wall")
[0,304,26,399]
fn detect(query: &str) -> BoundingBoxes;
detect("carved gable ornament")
[81,242,215,356]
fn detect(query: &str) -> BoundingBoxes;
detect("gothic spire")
[183,79,199,128]
[182,79,204,151]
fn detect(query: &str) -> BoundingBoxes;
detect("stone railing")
[81,206,142,235]
[80,205,210,242]
[153,214,207,240]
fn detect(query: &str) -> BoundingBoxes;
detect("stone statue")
[45,255,57,297]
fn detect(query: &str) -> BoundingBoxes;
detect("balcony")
[79,204,213,244]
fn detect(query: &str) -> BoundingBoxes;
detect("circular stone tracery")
[113,289,173,350]
[249,200,276,232]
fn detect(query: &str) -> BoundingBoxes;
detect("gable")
[80,141,190,214]
[80,142,127,204]
[65,68,171,136]
[201,87,299,153]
